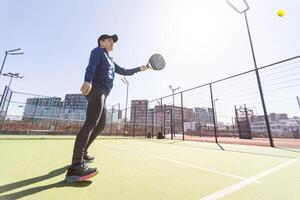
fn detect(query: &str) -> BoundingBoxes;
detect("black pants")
[71,86,107,165]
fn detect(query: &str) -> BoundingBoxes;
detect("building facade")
[62,94,87,120]
[23,97,62,121]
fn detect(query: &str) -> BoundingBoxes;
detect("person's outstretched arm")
[114,62,148,76]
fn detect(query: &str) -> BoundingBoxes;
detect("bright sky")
[0,0,299,120]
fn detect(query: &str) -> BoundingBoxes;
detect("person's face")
[100,38,114,52]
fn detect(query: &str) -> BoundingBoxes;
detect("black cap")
[98,34,118,46]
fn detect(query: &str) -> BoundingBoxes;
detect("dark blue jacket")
[84,47,141,95]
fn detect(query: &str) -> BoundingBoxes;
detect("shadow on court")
[0,165,92,200]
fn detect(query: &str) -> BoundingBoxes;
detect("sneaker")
[84,154,95,163]
[64,163,98,183]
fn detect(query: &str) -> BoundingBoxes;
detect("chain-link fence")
[0,56,299,148]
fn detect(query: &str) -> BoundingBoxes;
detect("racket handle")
[146,62,151,69]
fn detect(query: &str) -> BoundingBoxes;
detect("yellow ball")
[277,9,285,17]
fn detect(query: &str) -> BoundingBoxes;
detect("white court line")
[200,157,300,200]
[100,142,260,184]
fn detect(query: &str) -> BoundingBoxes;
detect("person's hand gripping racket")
[139,65,148,72]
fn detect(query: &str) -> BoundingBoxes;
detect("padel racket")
[146,54,166,70]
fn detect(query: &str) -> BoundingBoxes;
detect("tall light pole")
[121,77,129,136]
[1,48,24,81]
[226,0,274,147]
[169,85,180,106]
[2,72,25,89]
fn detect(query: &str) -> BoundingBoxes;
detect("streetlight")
[1,48,24,80]
[169,85,180,106]
[121,77,129,136]
[2,72,25,89]
[226,0,274,147]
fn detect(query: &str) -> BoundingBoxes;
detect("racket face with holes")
[147,54,166,70]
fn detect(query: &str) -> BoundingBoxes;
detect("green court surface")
[0,135,299,200]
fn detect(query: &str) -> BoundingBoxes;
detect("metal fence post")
[116,103,122,135]
[0,87,8,132]
[123,107,126,137]
[153,109,156,138]
[151,109,154,138]
[133,106,136,137]
[209,83,218,143]
[160,98,163,136]
[0,88,13,133]
[0,86,7,114]
[244,104,252,138]
[163,104,166,137]
[231,116,236,138]
[234,105,241,138]
[54,102,63,133]
[171,108,173,140]
[297,96,300,112]
[29,96,39,135]
[181,92,185,140]
[144,102,148,138]
[110,105,114,136]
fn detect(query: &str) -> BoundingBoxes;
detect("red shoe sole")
[79,170,99,181]
[65,170,99,183]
